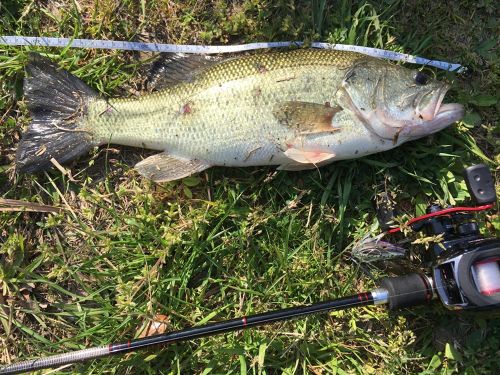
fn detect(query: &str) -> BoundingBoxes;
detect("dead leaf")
[138,314,170,338]
[307,365,324,375]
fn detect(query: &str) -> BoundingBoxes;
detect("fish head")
[337,58,464,142]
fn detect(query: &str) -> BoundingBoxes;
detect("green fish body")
[16,49,464,181]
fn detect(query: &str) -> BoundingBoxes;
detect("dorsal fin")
[146,53,225,91]
[273,101,342,135]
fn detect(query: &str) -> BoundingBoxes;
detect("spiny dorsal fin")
[146,53,225,91]
[134,152,211,182]
[273,101,342,134]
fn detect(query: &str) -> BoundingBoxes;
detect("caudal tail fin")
[16,53,98,174]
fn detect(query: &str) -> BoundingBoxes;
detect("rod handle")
[379,273,434,310]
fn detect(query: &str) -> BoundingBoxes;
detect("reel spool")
[433,239,500,310]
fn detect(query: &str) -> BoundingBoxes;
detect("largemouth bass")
[16,49,464,181]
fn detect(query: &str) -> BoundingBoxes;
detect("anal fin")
[135,152,211,182]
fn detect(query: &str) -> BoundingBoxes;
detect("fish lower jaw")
[435,103,464,122]
[399,103,464,140]
[426,103,464,131]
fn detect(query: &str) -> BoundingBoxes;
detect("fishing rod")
[0,276,437,375]
[1,164,498,374]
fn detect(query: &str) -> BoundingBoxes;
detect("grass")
[0,0,499,374]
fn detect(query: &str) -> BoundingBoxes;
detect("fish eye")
[414,71,429,85]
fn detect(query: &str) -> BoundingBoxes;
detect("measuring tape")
[0,35,465,72]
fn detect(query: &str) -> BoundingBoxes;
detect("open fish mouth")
[402,102,464,138]
[427,103,465,130]
[400,84,464,138]
[416,86,449,121]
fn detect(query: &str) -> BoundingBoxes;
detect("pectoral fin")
[273,101,341,135]
[284,147,336,164]
[135,152,211,182]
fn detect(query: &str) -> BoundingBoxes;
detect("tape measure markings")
[0,36,465,72]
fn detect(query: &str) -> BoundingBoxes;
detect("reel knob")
[464,164,496,205]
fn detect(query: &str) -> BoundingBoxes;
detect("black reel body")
[375,164,499,311]
[412,205,483,261]
[415,164,498,310]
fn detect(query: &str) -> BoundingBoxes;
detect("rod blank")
[0,292,375,374]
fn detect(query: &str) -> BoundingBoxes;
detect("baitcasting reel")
[372,163,499,311]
